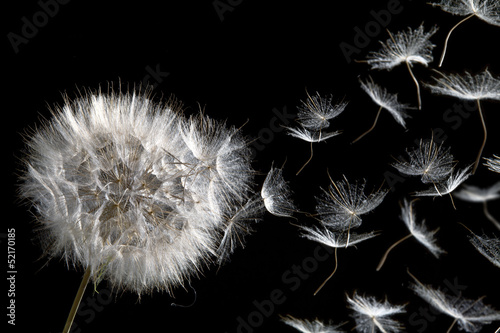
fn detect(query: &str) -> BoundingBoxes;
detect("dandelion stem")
[352,105,383,143]
[314,247,338,296]
[473,99,487,174]
[376,233,413,271]
[296,140,314,175]
[63,266,91,333]
[483,202,500,231]
[438,14,475,67]
[406,60,421,110]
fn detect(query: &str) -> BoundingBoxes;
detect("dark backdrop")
[6,1,500,332]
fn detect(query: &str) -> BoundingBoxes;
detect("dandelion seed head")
[19,89,259,295]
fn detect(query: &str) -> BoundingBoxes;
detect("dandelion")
[430,0,500,66]
[261,164,296,218]
[18,89,260,332]
[347,292,406,333]
[413,165,472,208]
[297,91,348,131]
[454,181,500,230]
[426,69,500,173]
[301,225,378,295]
[280,315,346,333]
[287,93,346,174]
[352,77,412,143]
[392,137,454,184]
[460,224,500,268]
[367,24,438,109]
[315,175,388,242]
[409,270,500,332]
[376,199,445,271]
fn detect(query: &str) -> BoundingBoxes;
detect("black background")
[6,1,500,332]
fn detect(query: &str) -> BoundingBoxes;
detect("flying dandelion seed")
[287,93,346,175]
[280,314,346,333]
[460,224,500,268]
[301,226,378,295]
[409,270,500,333]
[367,24,438,109]
[346,292,406,333]
[18,88,262,332]
[315,175,387,245]
[454,181,500,230]
[392,137,454,184]
[413,165,472,209]
[430,0,500,67]
[426,69,500,174]
[261,164,296,218]
[353,77,412,143]
[376,199,445,271]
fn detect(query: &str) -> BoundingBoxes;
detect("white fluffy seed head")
[19,89,258,295]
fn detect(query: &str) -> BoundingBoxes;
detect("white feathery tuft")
[347,292,406,333]
[19,89,260,295]
[280,315,346,333]
[410,274,500,332]
[261,165,296,217]
[359,77,412,128]
[400,199,445,257]
[392,138,454,184]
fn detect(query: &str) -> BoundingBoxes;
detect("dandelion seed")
[301,225,378,295]
[430,0,500,66]
[353,77,412,143]
[485,155,500,173]
[461,224,500,268]
[216,195,265,264]
[392,137,454,184]
[377,199,444,271]
[261,164,296,218]
[19,89,260,332]
[409,270,500,332]
[297,91,348,131]
[454,181,500,230]
[286,126,341,175]
[367,24,438,109]
[280,314,346,333]
[413,165,472,205]
[315,175,388,238]
[347,292,406,333]
[287,94,346,174]
[426,69,500,173]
